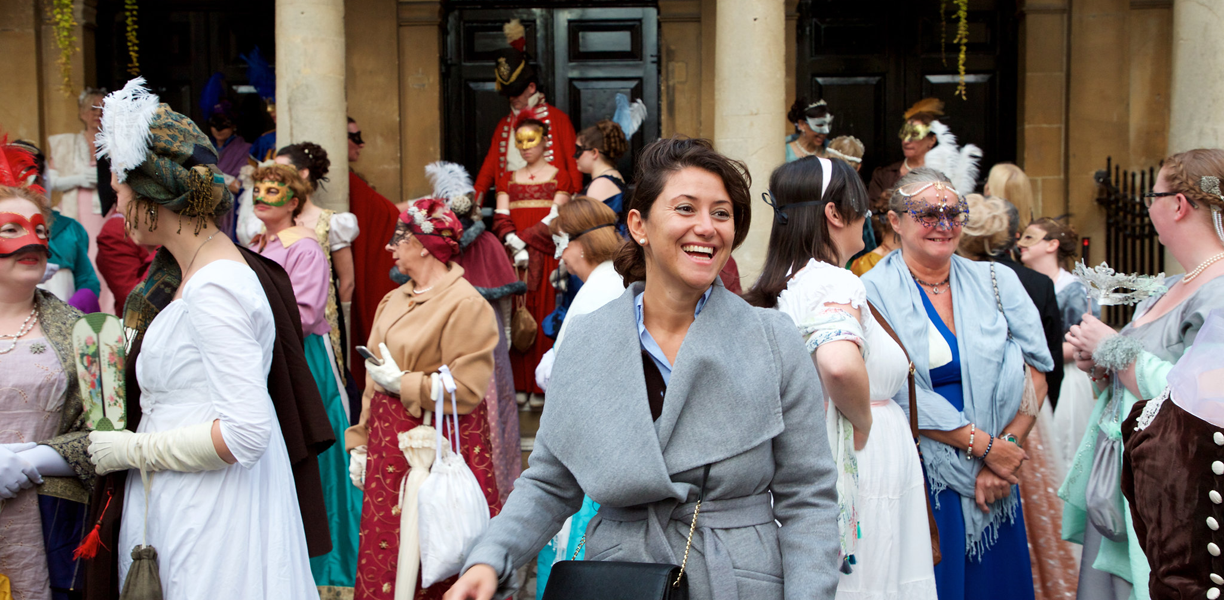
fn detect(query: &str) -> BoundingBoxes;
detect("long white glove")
[535,348,556,392]
[0,443,40,499]
[505,232,527,253]
[53,170,97,191]
[367,342,407,394]
[541,204,560,226]
[349,445,368,489]
[17,444,75,478]
[87,422,229,476]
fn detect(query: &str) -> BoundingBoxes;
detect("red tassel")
[74,490,113,560]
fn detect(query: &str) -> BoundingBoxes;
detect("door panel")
[797,0,1017,189]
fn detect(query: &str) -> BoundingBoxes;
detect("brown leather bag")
[867,301,942,566]
[511,291,537,352]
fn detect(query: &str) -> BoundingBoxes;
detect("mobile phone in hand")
[356,345,383,366]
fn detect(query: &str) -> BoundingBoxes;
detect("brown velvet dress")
[1122,393,1224,599]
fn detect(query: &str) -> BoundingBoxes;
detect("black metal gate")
[1093,157,1166,326]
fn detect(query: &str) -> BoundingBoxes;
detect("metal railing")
[1093,157,1166,326]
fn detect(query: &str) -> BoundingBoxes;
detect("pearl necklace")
[1184,251,1224,283]
[413,285,435,295]
[903,158,916,172]
[0,306,38,355]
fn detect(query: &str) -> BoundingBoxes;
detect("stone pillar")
[396,0,443,198]
[714,0,785,285]
[0,0,43,142]
[1018,0,1069,219]
[277,0,349,210]
[1168,0,1223,153]
[346,0,401,201]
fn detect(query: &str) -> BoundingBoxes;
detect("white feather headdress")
[922,120,982,196]
[426,161,475,215]
[94,77,161,183]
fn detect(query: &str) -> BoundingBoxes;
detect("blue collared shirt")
[634,286,713,385]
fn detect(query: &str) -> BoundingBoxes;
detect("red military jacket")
[473,102,582,204]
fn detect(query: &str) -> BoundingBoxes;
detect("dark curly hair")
[787,98,829,129]
[613,137,752,285]
[276,142,331,190]
[578,120,629,163]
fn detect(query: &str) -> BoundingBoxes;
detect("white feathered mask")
[922,120,983,196]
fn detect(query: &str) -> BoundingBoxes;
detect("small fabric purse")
[867,302,941,565]
[541,465,710,600]
[1085,384,1129,542]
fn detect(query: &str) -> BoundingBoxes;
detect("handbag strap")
[989,262,1013,340]
[866,302,919,443]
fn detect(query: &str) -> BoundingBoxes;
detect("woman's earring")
[420,249,429,257]
[639,238,646,245]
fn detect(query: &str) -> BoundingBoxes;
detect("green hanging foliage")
[49,0,78,95]
[952,0,969,99]
[125,0,140,76]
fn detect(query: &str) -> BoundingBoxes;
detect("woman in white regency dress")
[116,261,317,598]
[748,156,937,600]
[84,81,318,600]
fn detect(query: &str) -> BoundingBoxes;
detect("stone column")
[1168,0,1224,154]
[277,0,349,210]
[396,0,443,198]
[714,0,785,285]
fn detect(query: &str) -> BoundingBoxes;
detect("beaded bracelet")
[980,433,995,461]
[966,423,976,461]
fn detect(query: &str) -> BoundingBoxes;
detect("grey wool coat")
[463,281,841,600]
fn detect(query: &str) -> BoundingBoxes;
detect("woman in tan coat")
[347,197,501,600]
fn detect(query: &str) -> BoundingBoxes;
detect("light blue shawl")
[862,251,1054,558]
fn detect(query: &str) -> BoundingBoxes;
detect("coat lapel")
[542,284,678,507]
[655,285,784,476]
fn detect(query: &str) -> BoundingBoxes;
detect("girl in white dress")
[745,156,938,599]
[84,80,318,600]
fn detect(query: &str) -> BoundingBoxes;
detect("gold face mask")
[1016,225,1050,248]
[899,120,932,142]
[515,127,544,150]
[253,180,294,207]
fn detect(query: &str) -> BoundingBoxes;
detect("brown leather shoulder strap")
[866,301,920,442]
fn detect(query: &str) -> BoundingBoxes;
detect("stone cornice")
[398,0,442,26]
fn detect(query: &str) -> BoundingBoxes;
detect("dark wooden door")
[444,6,660,192]
[796,0,1017,188]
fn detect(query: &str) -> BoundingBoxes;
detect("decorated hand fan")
[73,313,127,432]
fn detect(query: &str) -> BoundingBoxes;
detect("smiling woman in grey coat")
[445,137,841,600]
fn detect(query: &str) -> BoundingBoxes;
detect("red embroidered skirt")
[355,392,503,600]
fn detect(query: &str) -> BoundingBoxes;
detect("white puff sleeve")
[776,258,867,354]
[327,212,360,251]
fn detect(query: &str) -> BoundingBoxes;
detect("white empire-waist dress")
[117,260,318,600]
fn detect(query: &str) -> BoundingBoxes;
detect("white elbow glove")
[87,422,229,475]
[54,170,97,191]
[367,342,407,394]
[535,349,556,392]
[0,443,40,499]
[540,204,560,226]
[349,445,368,489]
[505,232,527,253]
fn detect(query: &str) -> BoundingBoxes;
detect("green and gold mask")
[253,180,294,207]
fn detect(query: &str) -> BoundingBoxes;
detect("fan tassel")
[73,489,113,560]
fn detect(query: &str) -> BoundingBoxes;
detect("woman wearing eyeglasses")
[1061,149,1224,600]
[862,167,1054,600]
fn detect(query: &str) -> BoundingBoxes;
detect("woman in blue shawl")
[862,167,1054,600]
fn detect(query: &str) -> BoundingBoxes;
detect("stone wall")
[346,0,402,202]
[1023,0,1173,269]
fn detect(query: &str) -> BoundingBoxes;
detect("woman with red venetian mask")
[0,181,96,600]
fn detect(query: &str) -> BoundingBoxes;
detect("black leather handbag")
[541,465,710,600]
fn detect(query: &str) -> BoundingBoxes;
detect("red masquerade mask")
[0,212,51,257]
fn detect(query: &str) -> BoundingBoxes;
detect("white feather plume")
[94,77,160,182]
[613,94,648,139]
[922,120,982,196]
[425,161,474,200]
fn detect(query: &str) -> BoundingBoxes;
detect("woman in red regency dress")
[492,119,571,403]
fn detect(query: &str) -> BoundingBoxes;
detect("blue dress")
[919,284,1035,600]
